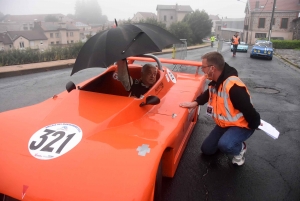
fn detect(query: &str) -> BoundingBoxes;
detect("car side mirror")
[66,81,76,93]
[140,95,160,107]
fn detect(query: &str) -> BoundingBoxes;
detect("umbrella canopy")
[71,23,182,75]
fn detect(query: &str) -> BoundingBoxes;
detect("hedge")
[0,42,84,67]
[271,40,300,49]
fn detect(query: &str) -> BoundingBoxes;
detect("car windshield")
[257,42,272,48]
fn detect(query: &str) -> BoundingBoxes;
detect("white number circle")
[167,69,176,83]
[28,123,83,160]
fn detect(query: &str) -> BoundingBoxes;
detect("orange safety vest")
[208,76,252,129]
[232,36,239,45]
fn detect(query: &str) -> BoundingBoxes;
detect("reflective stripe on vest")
[232,36,239,45]
[209,76,251,128]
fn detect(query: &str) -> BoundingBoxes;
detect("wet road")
[0,43,300,201]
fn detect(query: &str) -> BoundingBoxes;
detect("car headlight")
[258,50,260,53]
[268,51,271,54]
[253,49,257,52]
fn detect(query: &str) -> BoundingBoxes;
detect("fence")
[172,39,187,71]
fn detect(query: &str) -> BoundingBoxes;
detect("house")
[131,12,157,22]
[243,0,300,44]
[0,30,48,51]
[156,4,193,27]
[34,21,80,45]
[215,18,245,41]
[0,14,70,31]
[209,15,220,35]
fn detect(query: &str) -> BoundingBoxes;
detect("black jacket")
[195,62,260,129]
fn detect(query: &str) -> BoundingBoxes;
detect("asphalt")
[0,43,299,78]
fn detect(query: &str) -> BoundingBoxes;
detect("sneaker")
[232,142,247,166]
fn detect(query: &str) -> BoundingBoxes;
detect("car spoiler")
[128,54,203,75]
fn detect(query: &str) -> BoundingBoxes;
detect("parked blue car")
[250,40,273,60]
[231,42,249,53]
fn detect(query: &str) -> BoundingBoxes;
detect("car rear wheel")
[154,160,162,201]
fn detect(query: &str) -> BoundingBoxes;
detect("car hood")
[253,45,273,51]
[0,90,172,201]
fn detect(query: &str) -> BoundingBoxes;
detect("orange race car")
[0,54,206,201]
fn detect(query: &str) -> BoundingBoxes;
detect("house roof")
[7,30,48,41]
[0,23,23,32]
[209,15,220,20]
[247,0,300,12]
[156,5,193,12]
[0,32,13,44]
[1,14,66,22]
[40,22,79,31]
[137,12,157,19]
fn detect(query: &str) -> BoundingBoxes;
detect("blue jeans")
[201,125,255,156]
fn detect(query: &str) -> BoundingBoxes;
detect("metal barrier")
[217,40,224,53]
[172,39,187,71]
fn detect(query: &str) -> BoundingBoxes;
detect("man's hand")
[179,101,198,108]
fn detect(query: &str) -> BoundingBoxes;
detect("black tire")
[154,160,162,201]
[269,57,273,60]
[250,55,253,58]
[246,50,248,53]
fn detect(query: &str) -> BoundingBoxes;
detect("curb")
[0,44,210,78]
[274,52,300,69]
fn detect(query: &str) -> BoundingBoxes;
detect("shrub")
[0,42,84,67]
[271,40,300,49]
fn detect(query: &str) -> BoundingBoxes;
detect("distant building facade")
[156,4,193,27]
[209,15,220,35]
[132,12,157,22]
[215,18,245,41]
[243,0,300,44]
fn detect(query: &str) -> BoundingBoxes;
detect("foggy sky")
[0,0,246,21]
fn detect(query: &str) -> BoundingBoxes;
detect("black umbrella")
[71,23,182,75]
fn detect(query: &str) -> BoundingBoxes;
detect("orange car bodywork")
[0,56,206,201]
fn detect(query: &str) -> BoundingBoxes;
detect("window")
[56,41,59,44]
[19,42,24,48]
[272,18,275,26]
[66,32,69,37]
[51,42,54,45]
[164,15,166,21]
[71,40,74,43]
[50,33,53,38]
[70,32,73,36]
[55,33,59,38]
[40,41,43,45]
[258,18,265,28]
[170,16,173,20]
[255,33,266,38]
[30,41,34,47]
[218,26,221,31]
[255,1,259,8]
[280,18,288,29]
[9,44,12,48]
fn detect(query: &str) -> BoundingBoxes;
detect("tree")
[139,18,167,30]
[0,12,4,20]
[74,0,108,24]
[45,15,59,22]
[168,22,193,45]
[183,9,212,44]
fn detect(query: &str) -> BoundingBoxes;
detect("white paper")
[258,119,280,139]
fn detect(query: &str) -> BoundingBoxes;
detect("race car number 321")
[28,123,83,160]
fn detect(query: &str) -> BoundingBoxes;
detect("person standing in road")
[179,52,261,166]
[231,32,240,57]
[210,35,216,47]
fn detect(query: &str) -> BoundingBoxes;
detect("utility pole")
[268,0,277,41]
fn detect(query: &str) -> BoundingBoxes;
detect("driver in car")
[116,59,157,98]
